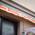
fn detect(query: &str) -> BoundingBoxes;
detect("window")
[0,17,18,35]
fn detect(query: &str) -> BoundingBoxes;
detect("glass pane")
[2,20,14,35]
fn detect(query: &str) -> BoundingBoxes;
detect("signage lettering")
[0,5,18,15]
[0,5,35,23]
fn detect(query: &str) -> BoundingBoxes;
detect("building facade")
[0,0,35,35]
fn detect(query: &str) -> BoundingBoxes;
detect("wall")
[12,0,35,12]
[24,20,35,31]
[18,20,35,35]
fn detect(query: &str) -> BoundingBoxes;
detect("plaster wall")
[18,20,35,35]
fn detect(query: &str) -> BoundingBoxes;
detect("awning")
[0,1,35,23]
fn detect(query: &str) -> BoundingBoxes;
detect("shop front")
[0,2,20,35]
[0,1,35,35]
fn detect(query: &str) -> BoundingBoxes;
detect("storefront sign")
[0,5,18,15]
[0,5,35,23]
[25,27,35,35]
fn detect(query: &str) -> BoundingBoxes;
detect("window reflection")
[2,20,14,35]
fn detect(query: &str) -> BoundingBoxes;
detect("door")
[0,17,18,35]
